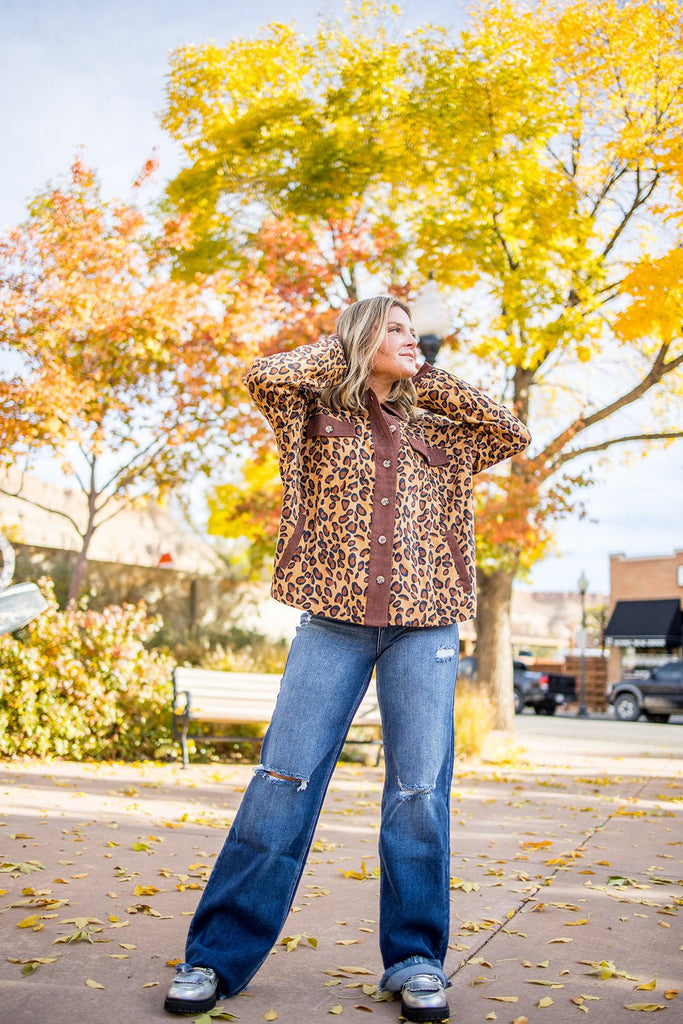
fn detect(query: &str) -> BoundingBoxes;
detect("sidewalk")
[1,724,681,1024]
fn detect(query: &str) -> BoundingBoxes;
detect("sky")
[1,0,681,595]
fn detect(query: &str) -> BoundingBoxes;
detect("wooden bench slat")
[172,666,382,766]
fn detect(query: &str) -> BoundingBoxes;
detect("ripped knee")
[397,778,435,801]
[435,645,456,662]
[255,765,309,791]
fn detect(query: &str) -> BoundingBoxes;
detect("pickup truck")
[607,660,683,722]
[458,656,577,715]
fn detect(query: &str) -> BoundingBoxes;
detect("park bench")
[172,667,383,767]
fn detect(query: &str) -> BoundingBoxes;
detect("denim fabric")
[184,613,459,998]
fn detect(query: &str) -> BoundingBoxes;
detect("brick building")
[604,549,683,681]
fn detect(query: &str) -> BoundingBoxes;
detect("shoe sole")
[400,998,450,1023]
[164,993,218,1015]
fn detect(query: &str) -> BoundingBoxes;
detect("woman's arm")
[414,363,531,472]
[244,335,347,422]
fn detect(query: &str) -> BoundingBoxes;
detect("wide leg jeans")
[184,614,459,996]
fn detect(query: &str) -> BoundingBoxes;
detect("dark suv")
[607,660,683,722]
[458,656,576,715]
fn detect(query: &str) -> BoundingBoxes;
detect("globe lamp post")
[411,279,452,365]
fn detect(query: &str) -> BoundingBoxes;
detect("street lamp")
[577,570,589,718]
[411,278,452,365]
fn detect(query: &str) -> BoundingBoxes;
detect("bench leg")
[180,724,189,769]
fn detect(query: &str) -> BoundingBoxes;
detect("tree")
[161,0,683,727]
[0,158,278,600]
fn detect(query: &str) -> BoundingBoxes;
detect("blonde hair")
[322,295,418,419]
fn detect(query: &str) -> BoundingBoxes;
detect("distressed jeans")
[184,613,459,997]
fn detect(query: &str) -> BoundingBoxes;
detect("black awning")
[604,599,682,648]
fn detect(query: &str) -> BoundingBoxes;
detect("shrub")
[454,683,494,759]
[0,579,174,760]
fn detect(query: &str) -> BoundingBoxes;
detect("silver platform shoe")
[400,973,450,1023]
[164,964,218,1015]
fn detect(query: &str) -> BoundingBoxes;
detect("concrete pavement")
[1,717,681,1023]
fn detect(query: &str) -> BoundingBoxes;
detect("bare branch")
[534,343,683,473]
[552,430,683,468]
[0,487,84,540]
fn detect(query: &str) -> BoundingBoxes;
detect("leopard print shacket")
[244,335,531,628]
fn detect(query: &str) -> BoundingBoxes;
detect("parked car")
[607,661,683,722]
[457,656,577,715]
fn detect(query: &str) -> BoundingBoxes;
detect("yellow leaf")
[565,917,590,926]
[142,982,159,988]
[636,979,657,991]
[664,990,678,1000]
[487,996,518,1002]
[329,1005,343,1015]
[513,1017,529,1024]
[548,937,572,944]
[17,915,41,929]
[85,979,104,989]
[264,1012,278,1021]
[623,1004,666,1012]
[486,1014,498,1021]
[538,996,554,1007]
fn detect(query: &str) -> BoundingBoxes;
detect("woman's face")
[367,305,419,397]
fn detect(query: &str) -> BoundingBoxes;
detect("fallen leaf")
[329,1005,343,1015]
[280,933,318,953]
[85,979,104,989]
[264,1011,277,1021]
[133,884,161,896]
[538,996,554,1007]
[16,914,42,930]
[487,996,518,1003]
[636,979,657,991]
[623,1004,667,1012]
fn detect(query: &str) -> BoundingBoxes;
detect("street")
[513,707,683,763]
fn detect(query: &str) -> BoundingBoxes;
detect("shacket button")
[375,575,385,584]
[382,459,391,467]
[389,424,397,432]
[380,497,390,506]
[378,535,387,544]
[325,425,333,433]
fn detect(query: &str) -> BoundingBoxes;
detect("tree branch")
[0,487,84,541]
[534,343,683,474]
[552,430,683,468]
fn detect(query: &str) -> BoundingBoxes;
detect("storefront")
[605,551,683,680]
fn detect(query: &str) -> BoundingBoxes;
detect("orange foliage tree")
[0,158,279,600]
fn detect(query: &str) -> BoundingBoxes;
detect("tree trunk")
[474,567,516,731]
[67,526,95,604]
[67,470,99,604]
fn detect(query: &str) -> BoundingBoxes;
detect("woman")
[165,296,530,1022]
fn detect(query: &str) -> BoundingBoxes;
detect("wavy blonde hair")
[322,295,418,419]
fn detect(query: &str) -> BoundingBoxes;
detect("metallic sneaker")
[400,973,450,1023]
[164,964,218,1015]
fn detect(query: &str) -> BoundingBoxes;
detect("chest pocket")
[306,414,357,438]
[406,434,449,466]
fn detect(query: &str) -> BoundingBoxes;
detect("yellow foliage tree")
[162,0,683,727]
